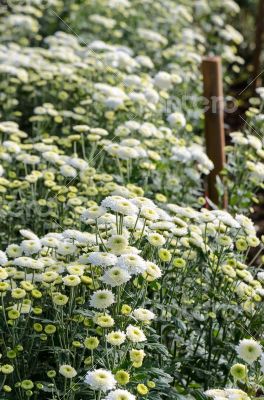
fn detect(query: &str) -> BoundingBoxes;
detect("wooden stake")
[253,0,264,89]
[202,56,227,208]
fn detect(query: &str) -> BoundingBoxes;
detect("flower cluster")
[0,0,246,221]
[0,196,164,398]
[0,0,263,399]
[218,92,264,213]
[205,338,264,399]
[0,194,263,398]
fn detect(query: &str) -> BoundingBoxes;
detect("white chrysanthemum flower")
[167,112,186,128]
[236,339,262,364]
[116,146,140,160]
[247,134,262,150]
[60,164,77,178]
[0,251,8,265]
[42,151,60,163]
[40,237,59,248]
[247,235,260,248]
[0,267,8,280]
[154,71,172,90]
[131,196,156,209]
[84,369,116,392]
[13,257,44,270]
[94,313,115,328]
[102,196,138,216]
[120,138,141,147]
[106,330,126,346]
[67,265,85,276]
[133,308,155,322]
[235,282,252,298]
[70,157,88,171]
[103,389,136,400]
[235,214,254,231]
[138,121,158,137]
[145,261,162,280]
[90,290,115,309]
[62,230,81,240]
[126,325,146,343]
[57,242,77,255]
[44,232,64,241]
[73,124,90,133]
[21,240,42,255]
[230,132,248,146]
[6,244,22,258]
[111,186,131,198]
[213,210,240,228]
[147,232,166,247]
[216,235,233,247]
[101,195,125,208]
[257,271,264,283]
[105,143,120,157]
[75,232,97,246]
[107,235,129,253]
[117,254,146,275]
[39,257,57,268]
[62,275,81,287]
[140,206,159,221]
[81,205,106,221]
[42,271,59,283]
[105,97,124,109]
[59,364,77,379]
[136,55,154,69]
[3,140,21,154]
[101,267,131,287]
[150,221,174,231]
[88,252,117,267]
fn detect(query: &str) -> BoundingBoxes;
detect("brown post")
[202,56,227,208]
[253,0,264,89]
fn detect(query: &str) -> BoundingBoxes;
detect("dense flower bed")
[1,195,264,399]
[0,1,264,399]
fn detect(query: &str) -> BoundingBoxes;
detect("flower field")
[0,1,264,399]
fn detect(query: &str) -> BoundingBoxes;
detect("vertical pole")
[253,0,264,89]
[202,56,227,208]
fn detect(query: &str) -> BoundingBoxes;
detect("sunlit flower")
[107,235,129,253]
[236,339,262,364]
[133,308,155,322]
[147,233,166,247]
[90,290,115,309]
[117,254,146,275]
[62,275,81,287]
[85,369,116,392]
[88,252,117,267]
[126,325,146,343]
[21,240,42,255]
[106,330,126,346]
[101,266,131,287]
